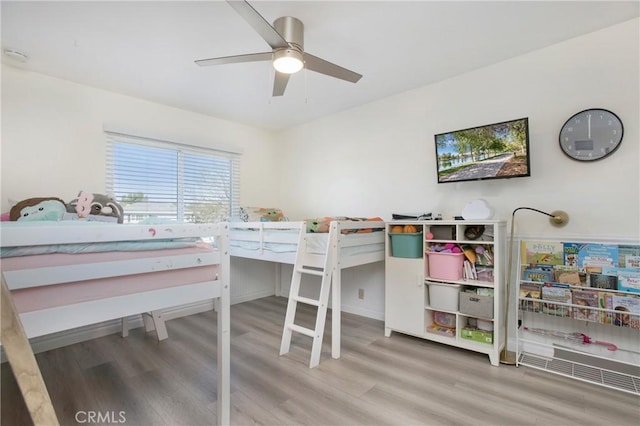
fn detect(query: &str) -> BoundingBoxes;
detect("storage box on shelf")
[389,232,423,258]
[384,220,506,366]
[516,239,640,395]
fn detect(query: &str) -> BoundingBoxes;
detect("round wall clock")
[559,108,623,161]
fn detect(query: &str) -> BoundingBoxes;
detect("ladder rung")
[288,324,316,338]
[297,267,324,276]
[293,295,320,306]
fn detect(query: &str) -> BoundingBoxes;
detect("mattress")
[2,243,218,313]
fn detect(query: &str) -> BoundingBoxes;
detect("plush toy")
[238,206,287,222]
[306,217,332,233]
[9,197,67,221]
[66,191,124,223]
[257,208,285,222]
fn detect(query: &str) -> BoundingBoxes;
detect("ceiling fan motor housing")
[274,16,304,50]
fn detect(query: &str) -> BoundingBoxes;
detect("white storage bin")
[428,283,461,311]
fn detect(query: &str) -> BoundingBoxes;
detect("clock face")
[559,108,623,161]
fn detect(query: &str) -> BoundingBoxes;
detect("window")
[106,131,240,224]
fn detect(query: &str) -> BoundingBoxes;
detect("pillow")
[9,197,67,221]
[239,206,287,222]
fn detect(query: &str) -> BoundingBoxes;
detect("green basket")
[389,232,423,258]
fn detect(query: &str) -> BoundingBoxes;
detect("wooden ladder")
[280,225,335,368]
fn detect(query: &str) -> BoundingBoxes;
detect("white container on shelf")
[477,319,494,331]
[428,282,461,311]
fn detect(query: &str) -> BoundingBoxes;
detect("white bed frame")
[0,222,230,425]
[229,220,385,360]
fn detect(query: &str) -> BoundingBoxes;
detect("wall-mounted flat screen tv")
[434,117,531,184]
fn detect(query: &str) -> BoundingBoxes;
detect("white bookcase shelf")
[384,220,506,366]
[516,238,640,395]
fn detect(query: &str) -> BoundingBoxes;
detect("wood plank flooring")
[2,296,639,425]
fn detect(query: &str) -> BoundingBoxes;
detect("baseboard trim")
[232,289,275,305]
[340,303,385,321]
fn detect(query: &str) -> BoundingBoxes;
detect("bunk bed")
[0,221,230,425]
[228,218,385,364]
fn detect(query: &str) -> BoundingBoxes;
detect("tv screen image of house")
[434,117,531,184]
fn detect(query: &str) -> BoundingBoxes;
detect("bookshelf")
[384,220,506,366]
[516,239,640,395]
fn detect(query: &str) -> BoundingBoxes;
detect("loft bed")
[0,221,230,425]
[228,218,385,362]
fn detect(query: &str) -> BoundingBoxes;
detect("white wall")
[276,19,640,320]
[0,65,280,210]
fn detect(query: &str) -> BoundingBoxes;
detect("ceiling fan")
[195,0,362,96]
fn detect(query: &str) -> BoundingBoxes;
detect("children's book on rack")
[589,273,618,289]
[522,266,554,283]
[619,245,640,268]
[563,242,619,272]
[599,292,640,328]
[553,265,587,287]
[519,282,542,312]
[541,283,572,317]
[571,289,599,322]
[521,241,564,266]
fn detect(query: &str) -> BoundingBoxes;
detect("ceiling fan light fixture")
[273,48,303,74]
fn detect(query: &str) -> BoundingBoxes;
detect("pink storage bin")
[426,251,465,280]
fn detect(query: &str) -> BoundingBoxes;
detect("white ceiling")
[2,1,638,131]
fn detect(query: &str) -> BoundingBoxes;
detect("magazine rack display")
[384,220,506,366]
[516,239,640,395]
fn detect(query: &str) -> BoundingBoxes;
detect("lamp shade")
[273,49,303,74]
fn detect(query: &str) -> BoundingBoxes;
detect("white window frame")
[105,131,240,224]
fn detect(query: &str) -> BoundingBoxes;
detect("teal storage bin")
[390,232,423,258]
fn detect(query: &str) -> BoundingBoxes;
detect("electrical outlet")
[358,288,365,299]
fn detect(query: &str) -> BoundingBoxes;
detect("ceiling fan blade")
[195,52,272,67]
[272,71,290,97]
[304,53,362,83]
[227,0,289,50]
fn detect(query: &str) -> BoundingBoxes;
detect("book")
[522,266,554,283]
[541,283,572,317]
[554,265,587,286]
[610,293,640,329]
[599,292,614,324]
[589,273,617,289]
[624,256,640,269]
[618,245,640,268]
[463,260,477,280]
[521,240,564,266]
[566,243,619,271]
[519,282,542,312]
[562,242,581,268]
[572,289,599,322]
[618,274,640,294]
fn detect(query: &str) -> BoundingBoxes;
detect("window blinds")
[105,131,240,223]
